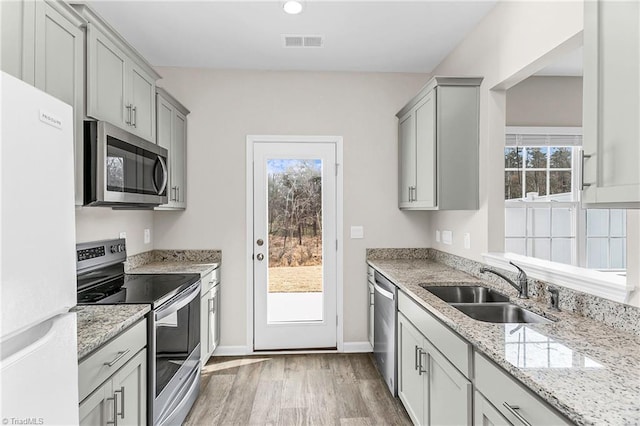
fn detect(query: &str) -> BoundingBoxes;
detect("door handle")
[131,106,137,128]
[106,396,118,426]
[581,151,592,190]
[256,253,264,261]
[418,349,428,375]
[125,104,132,125]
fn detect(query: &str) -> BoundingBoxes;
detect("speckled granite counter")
[127,261,219,277]
[74,305,150,361]
[368,258,640,426]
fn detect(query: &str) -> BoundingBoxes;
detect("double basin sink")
[422,285,552,324]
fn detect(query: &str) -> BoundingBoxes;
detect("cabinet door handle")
[418,349,428,375]
[414,345,420,370]
[209,297,216,314]
[581,151,592,190]
[177,186,180,202]
[125,104,132,125]
[114,386,125,419]
[104,349,130,367]
[132,106,137,128]
[502,402,532,426]
[106,396,118,426]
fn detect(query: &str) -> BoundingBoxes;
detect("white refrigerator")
[0,72,79,424]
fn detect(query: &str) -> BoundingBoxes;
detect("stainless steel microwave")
[84,121,168,207]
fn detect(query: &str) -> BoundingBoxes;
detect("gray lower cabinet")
[398,312,472,426]
[78,319,147,426]
[156,88,189,209]
[397,77,482,211]
[582,0,640,207]
[71,2,160,143]
[1,0,86,205]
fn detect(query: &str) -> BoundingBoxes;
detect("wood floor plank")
[216,359,265,424]
[339,418,373,426]
[306,369,338,425]
[248,379,283,425]
[333,381,369,420]
[349,354,380,380]
[184,374,234,425]
[260,356,286,381]
[277,407,308,426]
[358,379,412,426]
[329,354,358,383]
[281,371,308,409]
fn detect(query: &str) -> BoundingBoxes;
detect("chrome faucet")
[480,261,529,299]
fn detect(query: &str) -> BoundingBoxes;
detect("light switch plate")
[464,233,471,249]
[144,229,151,244]
[436,230,441,243]
[350,226,364,239]
[442,230,453,245]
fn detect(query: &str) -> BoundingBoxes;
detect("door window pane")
[267,159,323,323]
[525,171,547,196]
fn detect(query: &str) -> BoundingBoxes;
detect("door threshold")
[249,347,338,355]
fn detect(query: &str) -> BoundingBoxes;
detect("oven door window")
[155,293,200,398]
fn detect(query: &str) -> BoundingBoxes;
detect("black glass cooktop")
[77,273,200,308]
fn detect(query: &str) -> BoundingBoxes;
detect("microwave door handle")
[155,283,200,321]
[153,155,168,195]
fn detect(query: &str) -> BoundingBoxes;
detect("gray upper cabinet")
[1,0,86,206]
[582,0,640,208]
[156,88,189,210]
[71,2,160,143]
[397,77,482,210]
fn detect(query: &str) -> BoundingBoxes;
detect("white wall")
[152,69,432,348]
[75,207,154,255]
[506,76,583,127]
[428,1,584,260]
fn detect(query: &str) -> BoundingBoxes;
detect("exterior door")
[253,141,337,350]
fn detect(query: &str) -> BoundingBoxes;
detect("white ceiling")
[88,0,498,73]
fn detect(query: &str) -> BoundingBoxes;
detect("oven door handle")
[155,282,201,321]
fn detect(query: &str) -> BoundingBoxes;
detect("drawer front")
[475,352,571,426]
[201,267,220,295]
[398,291,471,378]
[78,319,147,402]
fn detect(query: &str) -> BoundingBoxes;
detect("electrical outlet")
[436,230,441,243]
[442,230,453,245]
[119,231,126,240]
[350,226,364,239]
[144,229,151,244]
[464,233,471,249]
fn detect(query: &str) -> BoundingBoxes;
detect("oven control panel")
[76,238,127,274]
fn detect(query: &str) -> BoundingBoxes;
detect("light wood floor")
[185,353,412,425]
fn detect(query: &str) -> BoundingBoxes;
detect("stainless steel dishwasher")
[373,271,398,395]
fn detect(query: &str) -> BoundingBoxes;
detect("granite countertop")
[127,261,219,276]
[74,304,150,361]
[368,258,640,426]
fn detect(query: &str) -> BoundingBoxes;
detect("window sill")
[482,252,633,303]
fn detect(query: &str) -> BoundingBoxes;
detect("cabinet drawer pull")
[104,349,130,367]
[503,402,532,426]
[114,386,125,419]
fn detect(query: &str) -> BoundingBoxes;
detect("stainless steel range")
[76,239,201,426]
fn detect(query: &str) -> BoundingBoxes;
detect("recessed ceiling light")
[283,1,303,15]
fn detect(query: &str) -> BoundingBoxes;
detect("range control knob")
[110,245,118,253]
[118,244,125,253]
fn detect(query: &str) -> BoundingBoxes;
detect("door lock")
[256,253,264,261]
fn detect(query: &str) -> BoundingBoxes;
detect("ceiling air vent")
[283,35,324,48]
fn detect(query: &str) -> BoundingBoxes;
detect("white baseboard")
[212,345,252,356]
[343,341,373,353]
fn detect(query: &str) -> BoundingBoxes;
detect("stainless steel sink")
[422,285,510,303]
[451,303,553,324]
